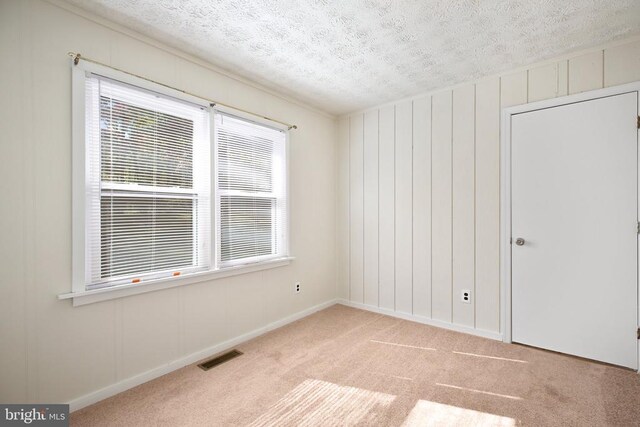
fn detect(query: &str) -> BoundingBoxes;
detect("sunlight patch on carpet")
[248,379,395,426]
[402,400,517,427]
[370,340,437,351]
[435,383,522,401]
[452,351,528,364]
[372,371,414,381]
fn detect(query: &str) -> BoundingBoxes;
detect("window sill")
[58,257,294,307]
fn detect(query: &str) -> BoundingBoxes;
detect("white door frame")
[500,81,640,371]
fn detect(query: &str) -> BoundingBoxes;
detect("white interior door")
[511,92,638,369]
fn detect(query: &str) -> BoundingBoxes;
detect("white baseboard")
[337,299,503,341]
[68,299,339,412]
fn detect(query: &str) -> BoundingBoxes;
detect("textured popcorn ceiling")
[64,0,640,115]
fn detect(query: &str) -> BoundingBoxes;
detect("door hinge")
[637,222,640,234]
[637,116,640,129]
[637,328,640,339]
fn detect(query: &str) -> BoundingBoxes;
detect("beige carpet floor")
[71,304,640,426]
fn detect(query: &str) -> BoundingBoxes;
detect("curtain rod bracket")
[68,52,81,65]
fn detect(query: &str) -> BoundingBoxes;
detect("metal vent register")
[198,350,243,371]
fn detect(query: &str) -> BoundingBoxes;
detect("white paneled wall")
[411,97,431,318]
[452,85,475,327]
[431,91,453,322]
[349,114,364,302]
[338,38,640,336]
[337,118,350,301]
[395,101,413,314]
[474,77,500,332]
[378,106,396,310]
[363,110,379,306]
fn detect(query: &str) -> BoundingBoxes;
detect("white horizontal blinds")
[215,113,287,266]
[84,74,211,289]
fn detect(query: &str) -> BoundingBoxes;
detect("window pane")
[220,196,274,262]
[81,74,211,290]
[100,96,194,188]
[215,113,287,266]
[100,196,194,279]
[217,129,273,193]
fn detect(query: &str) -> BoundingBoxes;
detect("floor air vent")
[198,349,243,371]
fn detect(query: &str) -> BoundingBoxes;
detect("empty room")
[2,0,640,425]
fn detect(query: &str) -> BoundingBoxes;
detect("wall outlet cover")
[461,290,472,304]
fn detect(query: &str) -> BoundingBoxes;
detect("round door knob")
[515,238,525,246]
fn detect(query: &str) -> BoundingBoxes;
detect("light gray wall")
[337,37,640,336]
[0,0,337,406]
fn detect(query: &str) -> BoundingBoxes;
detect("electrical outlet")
[461,289,472,304]
[294,281,301,294]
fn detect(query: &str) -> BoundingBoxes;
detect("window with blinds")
[73,63,290,296]
[215,113,288,266]
[83,75,211,290]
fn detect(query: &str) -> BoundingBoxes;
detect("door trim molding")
[500,81,640,372]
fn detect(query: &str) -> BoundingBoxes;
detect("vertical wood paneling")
[0,0,28,402]
[344,39,640,336]
[181,281,228,354]
[32,6,120,400]
[120,290,181,379]
[395,101,413,314]
[528,63,559,102]
[501,71,528,107]
[224,274,268,338]
[568,51,604,94]
[412,96,432,318]
[452,85,475,327]
[431,91,453,322]
[363,110,379,306]
[604,40,640,87]
[378,105,396,310]
[110,34,178,88]
[23,2,39,399]
[349,114,364,303]
[475,77,501,332]
[337,117,350,300]
[558,60,569,96]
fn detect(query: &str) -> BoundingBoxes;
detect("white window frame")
[87,77,212,289]
[63,61,292,306]
[213,109,290,269]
